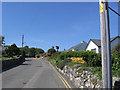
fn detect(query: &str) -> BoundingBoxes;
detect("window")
[91,48,96,53]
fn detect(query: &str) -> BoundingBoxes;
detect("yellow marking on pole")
[100,3,103,13]
[49,62,72,90]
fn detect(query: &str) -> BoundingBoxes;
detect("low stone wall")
[56,65,120,88]
[2,56,25,70]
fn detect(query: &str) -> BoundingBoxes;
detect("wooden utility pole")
[118,0,120,36]
[99,0,112,89]
[22,34,24,56]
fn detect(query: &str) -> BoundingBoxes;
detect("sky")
[2,2,119,52]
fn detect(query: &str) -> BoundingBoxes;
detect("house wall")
[72,49,75,51]
[111,37,120,50]
[86,41,100,53]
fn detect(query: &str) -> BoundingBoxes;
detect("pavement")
[2,58,75,89]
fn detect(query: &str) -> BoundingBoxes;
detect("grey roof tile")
[68,41,87,51]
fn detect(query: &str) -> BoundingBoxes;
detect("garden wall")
[2,55,25,70]
[56,65,120,89]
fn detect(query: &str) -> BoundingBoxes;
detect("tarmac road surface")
[2,58,75,89]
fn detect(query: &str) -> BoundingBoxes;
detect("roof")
[91,39,101,47]
[68,41,87,51]
[87,36,120,47]
[111,36,120,42]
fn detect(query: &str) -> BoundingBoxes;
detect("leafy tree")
[56,46,59,52]
[35,48,44,54]
[29,47,36,57]
[2,36,5,44]
[6,43,20,57]
[23,46,29,56]
[0,36,5,46]
[112,44,120,54]
[47,48,56,56]
[20,46,44,57]
[52,46,54,49]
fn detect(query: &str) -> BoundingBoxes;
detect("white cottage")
[86,36,120,53]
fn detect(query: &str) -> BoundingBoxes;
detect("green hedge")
[57,51,101,67]
[49,51,120,71]
[111,52,120,70]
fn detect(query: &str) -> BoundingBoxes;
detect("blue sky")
[2,2,118,52]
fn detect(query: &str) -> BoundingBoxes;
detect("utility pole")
[22,34,24,56]
[118,0,120,36]
[99,0,112,89]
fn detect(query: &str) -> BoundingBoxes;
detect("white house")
[68,41,87,51]
[86,39,101,53]
[86,36,120,53]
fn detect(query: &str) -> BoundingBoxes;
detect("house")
[68,41,87,51]
[86,36,120,53]
[86,39,101,53]
[111,36,120,49]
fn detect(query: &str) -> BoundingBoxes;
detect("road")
[2,58,75,88]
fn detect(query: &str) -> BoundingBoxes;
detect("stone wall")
[2,55,25,70]
[56,65,120,88]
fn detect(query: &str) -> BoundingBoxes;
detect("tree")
[6,43,20,57]
[35,48,44,54]
[56,46,59,52]
[2,36,5,45]
[47,48,56,56]
[29,48,36,57]
[52,46,54,49]
[112,44,120,54]
[0,36,5,46]
[23,46,29,57]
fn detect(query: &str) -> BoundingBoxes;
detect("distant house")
[68,41,87,51]
[86,36,120,53]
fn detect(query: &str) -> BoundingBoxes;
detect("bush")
[56,60,66,70]
[47,48,56,56]
[48,50,119,77]
[92,67,102,80]
[5,43,20,57]
[57,51,101,67]
[50,52,61,59]
[68,62,78,67]
[112,52,120,70]
[112,69,120,77]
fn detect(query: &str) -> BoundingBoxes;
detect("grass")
[112,69,120,77]
[48,58,56,66]
[76,68,83,73]
[51,59,56,66]
[2,56,17,60]
[91,67,120,80]
[92,67,102,80]
[68,62,78,67]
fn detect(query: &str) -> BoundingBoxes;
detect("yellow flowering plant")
[67,57,85,64]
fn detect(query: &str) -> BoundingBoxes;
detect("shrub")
[56,60,66,70]
[112,52,120,70]
[68,62,78,67]
[47,48,56,56]
[92,67,102,80]
[57,51,101,67]
[50,52,61,59]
